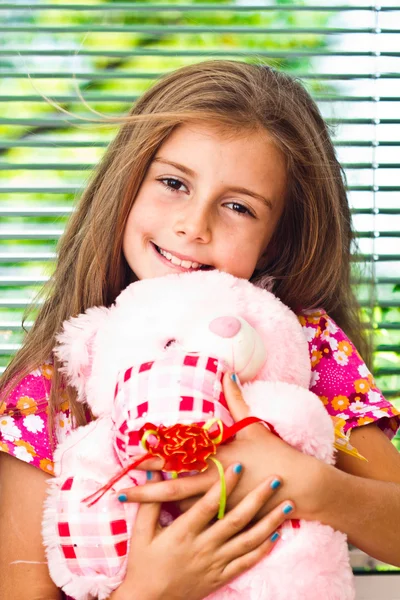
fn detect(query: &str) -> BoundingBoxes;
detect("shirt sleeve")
[0,362,72,475]
[298,309,400,440]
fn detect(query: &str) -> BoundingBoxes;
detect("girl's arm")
[317,422,400,566]
[0,451,62,600]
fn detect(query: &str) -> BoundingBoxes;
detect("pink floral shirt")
[1,310,399,472]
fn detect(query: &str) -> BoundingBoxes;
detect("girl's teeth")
[171,255,181,266]
[158,246,201,270]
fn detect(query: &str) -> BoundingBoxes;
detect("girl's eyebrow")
[152,157,273,210]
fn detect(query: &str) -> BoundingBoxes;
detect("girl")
[1,60,400,600]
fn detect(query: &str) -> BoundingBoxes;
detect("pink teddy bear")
[42,270,355,600]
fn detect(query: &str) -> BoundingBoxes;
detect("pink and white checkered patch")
[55,476,137,578]
[112,353,234,466]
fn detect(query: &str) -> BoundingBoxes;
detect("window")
[1,0,399,573]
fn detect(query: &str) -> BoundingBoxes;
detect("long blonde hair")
[0,60,370,429]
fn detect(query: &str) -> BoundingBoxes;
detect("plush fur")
[42,270,355,600]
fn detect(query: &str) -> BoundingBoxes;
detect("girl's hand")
[112,465,293,600]
[127,373,323,521]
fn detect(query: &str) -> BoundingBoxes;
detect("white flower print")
[358,363,370,378]
[56,411,72,443]
[367,390,382,404]
[370,408,390,419]
[310,371,320,388]
[333,350,349,366]
[326,319,338,334]
[328,336,338,351]
[23,413,45,434]
[303,326,317,343]
[30,368,43,378]
[13,445,33,463]
[321,328,338,350]
[0,416,22,442]
[336,412,350,421]
[351,400,369,413]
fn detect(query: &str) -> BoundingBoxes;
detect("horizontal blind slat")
[3,230,400,240]
[0,253,56,262]
[2,186,399,193]
[354,255,400,262]
[1,94,400,103]
[2,208,400,217]
[1,140,398,149]
[3,277,400,286]
[3,162,400,171]
[1,72,399,81]
[2,4,399,12]
[1,50,400,59]
[1,299,399,309]
[0,208,73,216]
[2,117,400,127]
[2,26,400,34]
[2,321,400,331]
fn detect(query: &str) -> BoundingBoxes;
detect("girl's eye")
[225,202,255,217]
[158,177,187,193]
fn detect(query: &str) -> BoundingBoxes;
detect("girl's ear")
[54,306,110,402]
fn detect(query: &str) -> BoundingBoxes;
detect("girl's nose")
[209,316,242,338]
[173,202,212,243]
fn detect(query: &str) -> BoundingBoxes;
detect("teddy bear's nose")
[209,316,241,338]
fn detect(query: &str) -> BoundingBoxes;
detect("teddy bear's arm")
[54,305,111,401]
[241,380,335,464]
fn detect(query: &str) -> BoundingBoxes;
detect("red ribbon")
[83,416,275,507]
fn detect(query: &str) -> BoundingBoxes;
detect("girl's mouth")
[152,243,213,271]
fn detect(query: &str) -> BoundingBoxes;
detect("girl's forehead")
[163,119,270,144]
[156,121,284,167]
[154,121,287,190]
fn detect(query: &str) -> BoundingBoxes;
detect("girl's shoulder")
[0,361,72,475]
[297,308,400,441]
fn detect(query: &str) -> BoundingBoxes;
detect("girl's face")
[123,122,286,281]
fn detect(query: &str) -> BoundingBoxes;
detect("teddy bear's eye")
[164,339,176,349]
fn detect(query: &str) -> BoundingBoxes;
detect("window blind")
[0,0,399,577]
[0,4,399,420]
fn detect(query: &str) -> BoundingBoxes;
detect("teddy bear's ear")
[54,306,110,402]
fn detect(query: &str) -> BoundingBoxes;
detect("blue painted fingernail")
[146,471,153,481]
[283,504,293,514]
[233,463,243,474]
[270,478,281,490]
[231,373,237,383]
[118,493,127,502]
[270,532,280,543]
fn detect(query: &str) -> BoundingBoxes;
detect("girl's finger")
[222,530,281,583]
[118,469,213,503]
[133,456,165,471]
[222,497,294,564]
[207,476,284,546]
[129,471,163,545]
[178,495,203,513]
[222,372,249,423]
[222,373,268,439]
[172,463,244,536]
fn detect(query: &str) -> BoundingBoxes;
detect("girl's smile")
[151,241,214,272]
[123,121,287,281]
